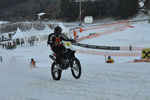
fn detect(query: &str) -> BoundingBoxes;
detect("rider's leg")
[53,47,62,69]
[60,45,66,60]
[56,45,66,69]
[52,47,59,64]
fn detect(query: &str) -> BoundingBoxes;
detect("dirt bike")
[49,42,81,80]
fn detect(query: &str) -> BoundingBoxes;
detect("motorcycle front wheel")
[71,57,81,79]
[51,62,62,80]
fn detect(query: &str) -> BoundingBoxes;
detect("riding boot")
[56,64,62,70]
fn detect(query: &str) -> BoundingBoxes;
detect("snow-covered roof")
[12,28,24,39]
[37,12,46,16]
[40,25,53,35]
[0,21,9,25]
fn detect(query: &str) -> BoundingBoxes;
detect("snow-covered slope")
[0,21,150,100]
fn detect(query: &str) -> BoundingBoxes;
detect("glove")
[70,39,76,43]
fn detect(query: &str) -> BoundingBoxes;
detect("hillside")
[0,0,141,21]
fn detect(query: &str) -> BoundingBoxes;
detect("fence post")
[130,45,132,51]
[0,56,2,62]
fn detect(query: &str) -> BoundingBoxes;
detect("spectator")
[9,42,11,46]
[2,44,4,48]
[106,56,114,63]
[8,33,12,38]
[7,42,10,47]
[29,40,32,46]
[13,41,15,46]
[4,43,7,48]
[31,41,34,46]
[30,58,36,66]
[21,41,23,46]
[2,35,4,40]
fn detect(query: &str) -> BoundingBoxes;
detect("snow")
[139,2,144,8]
[0,21,8,25]
[0,20,150,100]
[37,12,46,16]
[80,22,150,47]
[12,25,53,39]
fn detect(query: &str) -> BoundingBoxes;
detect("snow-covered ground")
[0,21,8,25]
[0,20,150,100]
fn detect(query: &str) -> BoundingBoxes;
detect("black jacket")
[47,33,72,47]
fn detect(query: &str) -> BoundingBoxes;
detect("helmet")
[108,56,111,59]
[54,26,62,35]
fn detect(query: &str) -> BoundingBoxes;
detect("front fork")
[69,57,75,67]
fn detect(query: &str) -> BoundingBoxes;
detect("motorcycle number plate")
[65,42,72,47]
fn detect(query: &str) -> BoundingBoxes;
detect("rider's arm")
[61,34,76,43]
[47,34,56,45]
[47,34,51,45]
[60,34,70,41]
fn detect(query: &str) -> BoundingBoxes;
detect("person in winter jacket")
[47,26,76,68]
[106,56,114,63]
[30,58,36,66]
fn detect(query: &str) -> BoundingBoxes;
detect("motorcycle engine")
[62,59,70,69]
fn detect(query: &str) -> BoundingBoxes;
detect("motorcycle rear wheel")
[51,62,62,80]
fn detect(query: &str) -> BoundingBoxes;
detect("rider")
[47,26,76,68]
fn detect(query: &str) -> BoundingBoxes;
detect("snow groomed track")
[71,20,143,57]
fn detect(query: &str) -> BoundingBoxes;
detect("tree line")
[0,0,148,21]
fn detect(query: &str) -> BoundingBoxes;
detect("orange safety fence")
[77,33,99,42]
[79,27,83,32]
[127,59,150,63]
[76,49,141,57]
[73,30,77,38]
[81,20,129,32]
[120,46,143,51]
[77,25,129,42]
